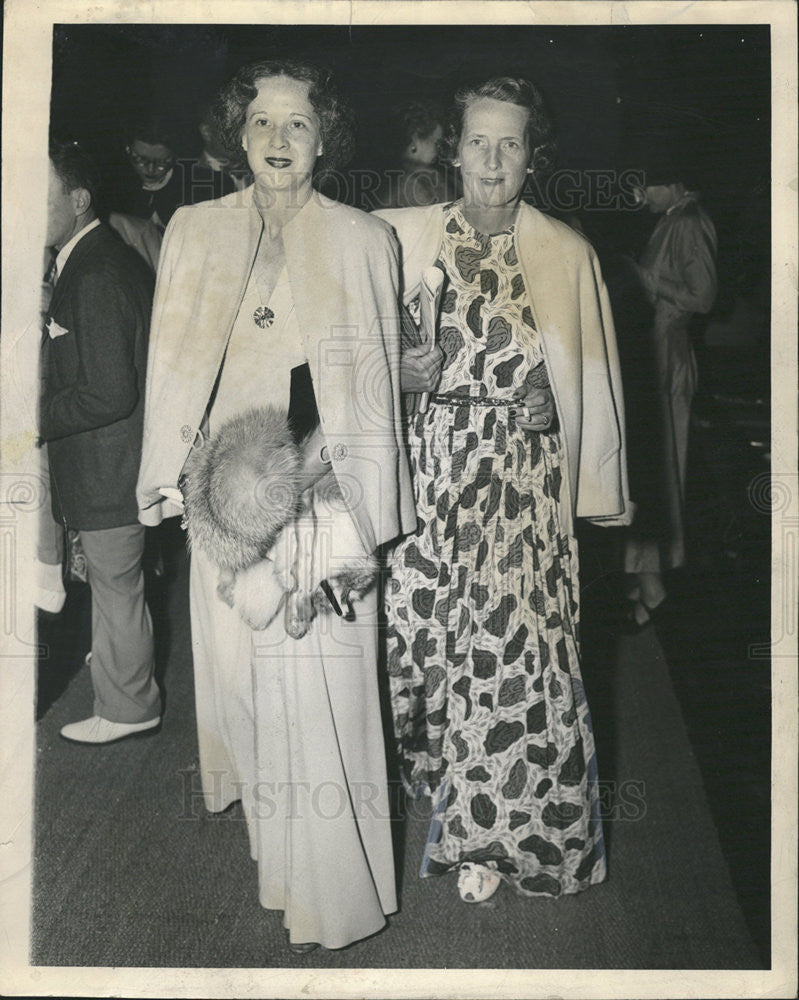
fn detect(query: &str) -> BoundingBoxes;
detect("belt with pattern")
[431,393,516,408]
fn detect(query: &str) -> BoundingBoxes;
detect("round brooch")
[253,306,275,329]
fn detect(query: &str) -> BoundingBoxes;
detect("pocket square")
[46,318,69,339]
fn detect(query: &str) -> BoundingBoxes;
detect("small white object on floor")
[457,862,501,903]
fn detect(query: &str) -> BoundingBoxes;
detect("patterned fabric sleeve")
[525,359,550,389]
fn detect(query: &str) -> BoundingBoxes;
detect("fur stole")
[181,405,377,633]
[181,405,303,571]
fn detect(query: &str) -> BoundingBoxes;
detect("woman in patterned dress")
[376,78,630,903]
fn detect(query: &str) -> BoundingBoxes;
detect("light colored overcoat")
[375,202,632,530]
[136,187,416,551]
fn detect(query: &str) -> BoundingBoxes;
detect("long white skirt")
[189,547,397,949]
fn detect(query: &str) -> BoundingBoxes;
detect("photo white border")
[1,2,796,997]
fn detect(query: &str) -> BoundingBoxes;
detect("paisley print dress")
[385,203,606,897]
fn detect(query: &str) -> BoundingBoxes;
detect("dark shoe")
[620,596,668,635]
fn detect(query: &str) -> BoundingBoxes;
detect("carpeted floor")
[31,540,763,970]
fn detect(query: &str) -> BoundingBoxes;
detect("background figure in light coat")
[623,168,717,627]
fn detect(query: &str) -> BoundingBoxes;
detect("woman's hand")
[512,385,556,433]
[401,344,444,394]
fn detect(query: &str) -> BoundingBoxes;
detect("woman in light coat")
[376,77,630,904]
[137,60,415,952]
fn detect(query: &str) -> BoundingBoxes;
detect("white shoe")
[457,862,501,903]
[60,715,160,744]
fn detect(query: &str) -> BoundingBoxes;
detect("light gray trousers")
[79,524,159,724]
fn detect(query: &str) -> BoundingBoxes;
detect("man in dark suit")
[41,139,160,743]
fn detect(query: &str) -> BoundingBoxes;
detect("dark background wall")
[49,23,771,358]
[50,24,769,190]
[49,22,771,301]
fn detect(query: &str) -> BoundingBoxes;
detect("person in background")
[376,77,630,904]
[196,97,252,192]
[40,139,159,744]
[110,110,251,251]
[113,112,239,228]
[34,248,67,614]
[106,211,163,274]
[372,99,458,209]
[111,115,184,230]
[621,161,718,629]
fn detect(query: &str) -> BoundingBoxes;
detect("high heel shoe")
[457,862,501,903]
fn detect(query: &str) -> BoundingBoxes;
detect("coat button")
[180,424,194,444]
[332,443,348,462]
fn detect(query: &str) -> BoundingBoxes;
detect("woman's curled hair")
[213,59,354,183]
[444,76,556,181]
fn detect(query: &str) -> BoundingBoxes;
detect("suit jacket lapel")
[44,224,106,333]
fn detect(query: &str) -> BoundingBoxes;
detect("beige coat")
[638,192,718,397]
[136,187,416,552]
[375,202,632,530]
[135,190,410,947]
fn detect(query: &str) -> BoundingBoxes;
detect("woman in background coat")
[622,166,717,628]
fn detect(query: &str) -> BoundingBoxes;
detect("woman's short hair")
[444,76,556,180]
[213,59,354,182]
